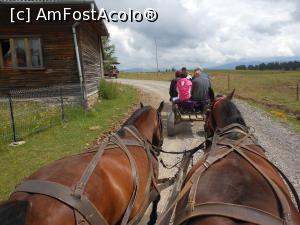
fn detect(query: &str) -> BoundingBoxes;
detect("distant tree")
[102,37,118,73]
[236,65,247,70]
[258,63,266,70]
[247,65,255,70]
[171,68,176,72]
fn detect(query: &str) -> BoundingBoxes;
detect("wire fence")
[0,84,84,144]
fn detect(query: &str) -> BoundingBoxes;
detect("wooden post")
[297,82,299,101]
[227,74,230,90]
[60,87,65,122]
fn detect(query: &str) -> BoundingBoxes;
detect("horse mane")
[219,98,246,127]
[122,106,152,127]
[0,201,28,225]
[117,106,152,137]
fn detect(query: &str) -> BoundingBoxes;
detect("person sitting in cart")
[173,73,192,102]
[169,70,181,101]
[182,67,193,80]
[191,66,212,102]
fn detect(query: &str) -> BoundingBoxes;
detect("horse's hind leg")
[147,195,161,225]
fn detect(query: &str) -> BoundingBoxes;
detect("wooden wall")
[0,4,91,93]
[0,24,79,91]
[78,22,102,97]
[0,3,107,102]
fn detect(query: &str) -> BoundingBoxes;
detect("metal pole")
[8,93,17,142]
[60,87,65,122]
[155,38,159,77]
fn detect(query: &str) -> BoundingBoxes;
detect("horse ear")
[208,87,215,102]
[140,102,144,108]
[227,89,235,100]
[157,101,164,113]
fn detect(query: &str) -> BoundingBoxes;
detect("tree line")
[236,61,300,71]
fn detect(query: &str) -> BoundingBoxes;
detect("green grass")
[0,101,65,143]
[208,70,300,117]
[0,82,138,200]
[99,79,120,100]
[120,71,174,81]
[120,70,300,132]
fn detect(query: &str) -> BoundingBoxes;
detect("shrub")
[99,79,120,100]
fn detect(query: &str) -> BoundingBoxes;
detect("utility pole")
[155,38,159,77]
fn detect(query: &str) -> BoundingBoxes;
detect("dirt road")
[117,78,300,222]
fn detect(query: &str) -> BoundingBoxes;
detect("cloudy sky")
[97,0,300,70]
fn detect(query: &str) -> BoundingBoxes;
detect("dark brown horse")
[0,102,164,225]
[174,90,300,225]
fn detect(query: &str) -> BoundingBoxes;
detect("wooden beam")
[9,38,17,68]
[24,38,32,67]
[0,41,4,68]
[38,38,44,67]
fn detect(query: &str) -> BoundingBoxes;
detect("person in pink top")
[176,74,192,101]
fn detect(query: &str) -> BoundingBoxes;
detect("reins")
[157,123,300,225]
[152,141,206,155]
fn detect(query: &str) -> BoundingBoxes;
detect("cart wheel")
[167,111,176,137]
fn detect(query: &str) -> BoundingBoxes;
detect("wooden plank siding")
[0,3,108,104]
[78,22,102,97]
[0,24,79,91]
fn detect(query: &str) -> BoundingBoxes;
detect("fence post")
[227,74,230,90]
[60,87,65,122]
[8,93,17,143]
[297,82,299,101]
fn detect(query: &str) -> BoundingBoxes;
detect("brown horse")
[0,102,164,225]
[173,90,300,225]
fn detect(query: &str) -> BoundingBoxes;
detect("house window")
[31,38,42,67]
[0,39,12,68]
[0,37,43,69]
[15,38,27,67]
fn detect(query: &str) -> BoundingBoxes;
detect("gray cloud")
[96,0,300,69]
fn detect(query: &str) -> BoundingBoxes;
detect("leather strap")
[187,131,254,211]
[75,210,89,225]
[174,202,285,225]
[74,142,107,198]
[236,143,300,212]
[110,134,140,225]
[15,180,109,225]
[234,146,294,225]
[123,126,145,144]
[15,125,158,225]
[160,125,294,225]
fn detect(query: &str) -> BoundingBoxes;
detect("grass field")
[0,100,74,143]
[0,81,138,200]
[120,70,300,132]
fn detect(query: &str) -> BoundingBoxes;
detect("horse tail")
[0,200,29,225]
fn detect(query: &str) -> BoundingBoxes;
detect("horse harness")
[14,125,160,225]
[173,123,300,225]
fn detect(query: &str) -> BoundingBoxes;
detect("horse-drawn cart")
[167,100,209,137]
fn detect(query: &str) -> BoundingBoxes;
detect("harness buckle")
[203,161,210,169]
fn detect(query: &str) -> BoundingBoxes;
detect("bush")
[99,79,120,100]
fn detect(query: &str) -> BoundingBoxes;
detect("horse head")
[204,89,246,139]
[122,101,164,149]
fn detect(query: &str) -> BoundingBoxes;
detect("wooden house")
[0,0,109,107]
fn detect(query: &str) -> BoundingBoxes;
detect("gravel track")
[116,79,300,222]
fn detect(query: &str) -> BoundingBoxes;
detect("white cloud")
[97,0,300,69]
